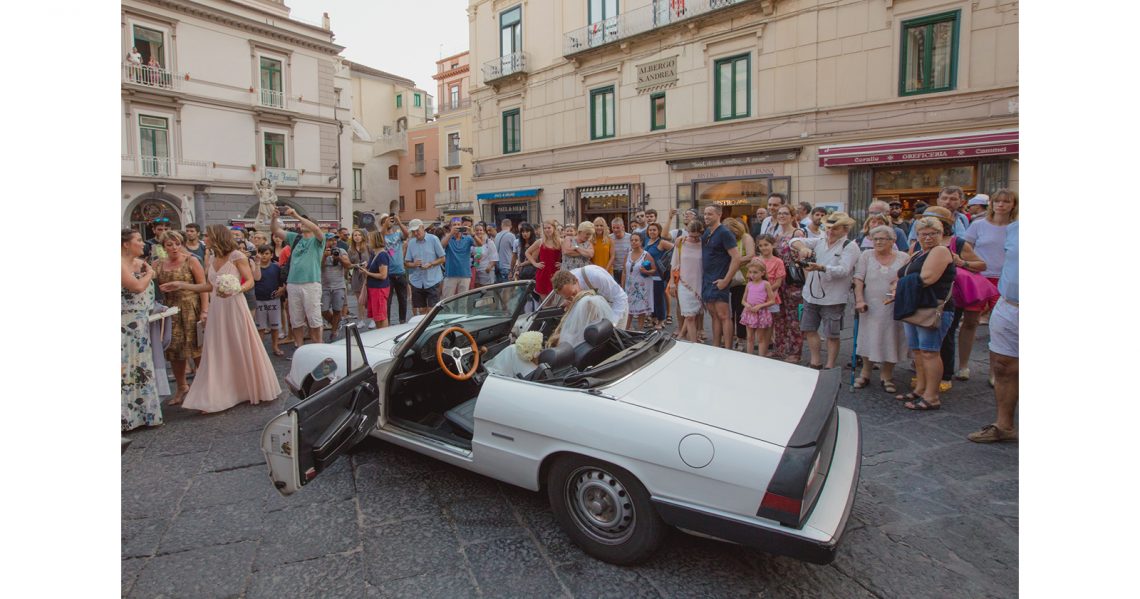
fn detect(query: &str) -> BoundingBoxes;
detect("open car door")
[262,324,386,495]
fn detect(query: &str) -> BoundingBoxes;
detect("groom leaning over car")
[551,266,629,328]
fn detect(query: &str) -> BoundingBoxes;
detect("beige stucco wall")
[467,0,1018,219]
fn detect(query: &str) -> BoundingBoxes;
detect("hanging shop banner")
[476,188,542,201]
[818,130,1019,167]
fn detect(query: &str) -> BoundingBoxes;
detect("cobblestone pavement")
[122,310,1018,598]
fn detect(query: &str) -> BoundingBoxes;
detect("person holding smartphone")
[441,219,475,299]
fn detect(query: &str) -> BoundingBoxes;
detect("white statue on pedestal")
[253,178,278,227]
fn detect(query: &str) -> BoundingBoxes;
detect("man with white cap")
[403,219,446,316]
[965,194,989,223]
[791,212,861,369]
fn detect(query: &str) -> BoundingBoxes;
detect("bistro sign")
[636,56,678,92]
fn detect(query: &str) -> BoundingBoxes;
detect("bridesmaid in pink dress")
[183,225,281,413]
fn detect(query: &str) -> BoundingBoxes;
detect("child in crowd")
[740,258,776,356]
[253,244,285,356]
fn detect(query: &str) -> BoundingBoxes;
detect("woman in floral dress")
[122,229,163,432]
[623,231,656,330]
[768,206,807,363]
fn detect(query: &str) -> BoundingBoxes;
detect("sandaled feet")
[880,379,898,394]
[904,398,941,411]
[273,348,285,357]
[968,424,1018,443]
[895,391,921,402]
[853,377,870,389]
[167,385,190,406]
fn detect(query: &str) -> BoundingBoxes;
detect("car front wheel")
[546,455,667,565]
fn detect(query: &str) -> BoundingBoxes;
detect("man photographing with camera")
[270,205,326,348]
[790,212,861,370]
[320,235,352,340]
[441,217,475,299]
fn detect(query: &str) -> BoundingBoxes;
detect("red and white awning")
[817,129,1018,167]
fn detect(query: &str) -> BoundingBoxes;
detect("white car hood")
[612,342,822,446]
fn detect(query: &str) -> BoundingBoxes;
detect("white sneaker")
[954,368,970,381]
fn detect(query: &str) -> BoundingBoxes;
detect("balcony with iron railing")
[563,0,755,57]
[259,88,286,109]
[353,188,363,202]
[434,189,474,213]
[482,52,528,85]
[437,97,472,115]
[123,63,175,90]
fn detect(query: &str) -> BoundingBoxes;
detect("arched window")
[388,165,398,180]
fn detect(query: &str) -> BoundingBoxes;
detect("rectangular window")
[651,93,666,131]
[590,86,615,140]
[450,85,460,108]
[414,93,422,108]
[396,94,403,108]
[132,25,165,67]
[448,176,460,191]
[447,132,461,166]
[414,143,425,174]
[900,11,960,96]
[259,57,284,108]
[589,0,618,24]
[138,115,169,176]
[500,6,522,57]
[714,54,750,121]
[353,168,363,201]
[399,195,406,212]
[415,189,426,211]
[264,132,286,168]
[502,109,520,154]
[388,165,398,180]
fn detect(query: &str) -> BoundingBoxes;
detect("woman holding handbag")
[769,206,806,363]
[956,189,1016,380]
[890,216,956,411]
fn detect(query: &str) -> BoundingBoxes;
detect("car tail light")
[759,491,802,521]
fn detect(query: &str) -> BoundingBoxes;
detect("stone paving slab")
[122,318,1017,598]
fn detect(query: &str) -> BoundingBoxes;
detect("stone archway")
[124,192,185,235]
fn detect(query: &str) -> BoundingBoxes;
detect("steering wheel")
[436,326,481,381]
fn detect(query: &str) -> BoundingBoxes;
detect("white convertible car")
[261,281,861,565]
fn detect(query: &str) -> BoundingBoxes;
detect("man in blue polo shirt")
[441,221,475,299]
[404,219,446,316]
[700,205,742,350]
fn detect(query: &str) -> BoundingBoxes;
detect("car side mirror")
[300,358,337,398]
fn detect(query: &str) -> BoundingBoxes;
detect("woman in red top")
[525,219,563,296]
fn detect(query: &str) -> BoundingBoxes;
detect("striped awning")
[579,184,629,199]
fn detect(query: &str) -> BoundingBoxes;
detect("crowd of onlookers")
[122,185,1018,444]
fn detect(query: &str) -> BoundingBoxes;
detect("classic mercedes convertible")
[261,281,861,565]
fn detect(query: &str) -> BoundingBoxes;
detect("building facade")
[467,0,1018,230]
[121,0,351,233]
[399,122,442,224]
[347,61,430,220]
[432,52,477,221]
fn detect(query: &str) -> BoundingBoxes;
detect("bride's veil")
[554,292,615,348]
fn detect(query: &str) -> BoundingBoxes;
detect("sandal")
[167,385,190,406]
[666,316,674,325]
[904,398,941,411]
[272,348,285,357]
[808,363,824,370]
[853,377,870,389]
[880,379,898,394]
[895,391,920,402]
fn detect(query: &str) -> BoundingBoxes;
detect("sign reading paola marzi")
[264,168,300,186]
[636,56,678,92]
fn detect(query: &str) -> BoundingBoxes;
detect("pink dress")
[739,281,773,329]
[183,250,281,413]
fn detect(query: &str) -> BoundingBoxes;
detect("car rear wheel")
[546,455,667,565]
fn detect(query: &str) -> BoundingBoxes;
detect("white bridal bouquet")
[216,273,242,296]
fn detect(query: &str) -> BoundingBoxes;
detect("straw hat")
[922,206,956,228]
[823,212,856,229]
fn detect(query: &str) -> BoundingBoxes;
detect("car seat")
[573,320,614,371]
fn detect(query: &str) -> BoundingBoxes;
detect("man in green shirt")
[271,206,326,347]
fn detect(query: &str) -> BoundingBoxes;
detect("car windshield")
[401,282,533,351]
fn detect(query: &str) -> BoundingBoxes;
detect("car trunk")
[612,342,822,447]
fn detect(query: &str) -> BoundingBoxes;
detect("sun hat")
[407,218,424,232]
[823,212,856,229]
[967,194,990,207]
[922,206,956,228]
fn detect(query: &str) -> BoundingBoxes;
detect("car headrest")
[583,319,614,346]
[536,343,575,370]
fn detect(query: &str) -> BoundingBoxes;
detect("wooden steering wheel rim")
[436,325,480,381]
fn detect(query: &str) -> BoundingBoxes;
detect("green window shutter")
[502,109,520,154]
[396,94,402,108]
[590,86,615,140]
[899,11,960,96]
[651,93,666,131]
[714,54,750,121]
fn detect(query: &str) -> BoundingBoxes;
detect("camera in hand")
[330,248,341,257]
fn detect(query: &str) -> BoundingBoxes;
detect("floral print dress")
[771,231,805,360]
[122,272,163,431]
[625,250,654,316]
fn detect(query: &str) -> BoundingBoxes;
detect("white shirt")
[573,265,628,323]
[792,236,862,306]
